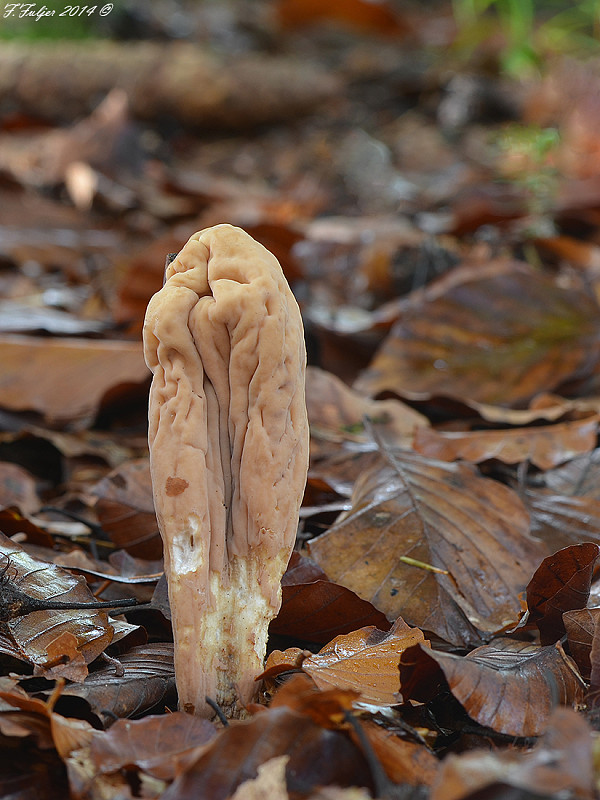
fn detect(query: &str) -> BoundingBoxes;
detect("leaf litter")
[2,0,600,798]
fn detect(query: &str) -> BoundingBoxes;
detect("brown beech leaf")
[270,672,360,728]
[526,543,599,645]
[563,607,600,680]
[355,719,439,788]
[0,531,101,608]
[272,552,390,643]
[0,462,41,514]
[161,706,372,800]
[92,459,162,560]
[543,447,600,499]
[413,414,599,470]
[36,631,88,682]
[91,712,217,780]
[307,366,428,446]
[589,615,600,692]
[526,487,600,552]
[59,643,175,721]
[430,707,594,800]
[302,618,426,706]
[0,683,94,758]
[307,449,541,647]
[399,639,585,737]
[8,609,113,680]
[0,335,149,427]
[354,260,600,408]
[0,533,115,676]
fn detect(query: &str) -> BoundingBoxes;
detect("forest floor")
[2,1,600,798]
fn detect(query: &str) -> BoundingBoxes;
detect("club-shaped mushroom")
[143,224,309,718]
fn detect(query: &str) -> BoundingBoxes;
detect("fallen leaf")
[59,643,175,721]
[563,607,600,680]
[543,447,600,499]
[355,719,439,787]
[526,488,600,552]
[413,413,599,470]
[525,543,599,645]
[0,462,41,514]
[307,366,428,446]
[270,673,359,729]
[161,706,372,800]
[8,609,113,681]
[0,335,149,428]
[308,449,542,646]
[0,683,94,758]
[90,712,217,780]
[273,552,390,643]
[430,707,594,800]
[302,618,426,706]
[354,260,600,408]
[0,532,116,677]
[92,459,162,560]
[399,639,585,737]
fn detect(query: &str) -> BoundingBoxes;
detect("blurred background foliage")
[452,0,600,75]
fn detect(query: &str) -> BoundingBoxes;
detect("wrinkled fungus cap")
[143,224,309,717]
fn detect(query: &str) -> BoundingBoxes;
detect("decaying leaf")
[526,488,600,552]
[302,617,426,706]
[272,552,390,643]
[525,543,599,645]
[0,335,149,427]
[307,366,428,446]
[92,459,162,560]
[229,755,290,800]
[399,639,585,737]
[308,449,542,646]
[354,719,439,788]
[0,533,121,679]
[430,707,594,800]
[58,643,176,721]
[413,413,599,470]
[355,261,600,408]
[0,682,94,758]
[161,706,372,800]
[90,712,217,780]
[563,608,600,681]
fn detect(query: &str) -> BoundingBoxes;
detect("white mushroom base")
[167,517,288,718]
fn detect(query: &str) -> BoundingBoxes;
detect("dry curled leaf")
[563,607,600,681]
[525,543,599,645]
[302,618,427,706]
[399,639,585,737]
[413,413,599,470]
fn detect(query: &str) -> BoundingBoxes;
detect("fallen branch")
[0,41,339,128]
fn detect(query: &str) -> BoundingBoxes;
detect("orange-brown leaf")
[413,414,599,470]
[302,618,426,706]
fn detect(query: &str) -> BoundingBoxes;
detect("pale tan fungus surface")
[143,224,309,717]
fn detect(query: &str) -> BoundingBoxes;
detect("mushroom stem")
[143,224,309,718]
